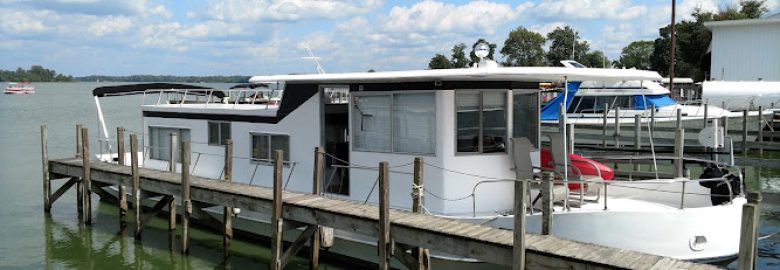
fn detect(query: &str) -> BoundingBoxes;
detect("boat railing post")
[602,103,608,147]
[634,114,641,171]
[614,106,621,149]
[758,106,764,157]
[742,110,749,155]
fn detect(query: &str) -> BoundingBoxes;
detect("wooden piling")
[181,141,191,254]
[130,134,142,238]
[602,103,608,147]
[676,108,682,130]
[614,107,621,149]
[378,162,391,270]
[566,124,574,153]
[738,192,761,270]
[703,103,709,129]
[169,133,178,231]
[310,147,324,270]
[541,172,553,235]
[651,105,656,135]
[223,139,233,252]
[742,110,749,155]
[117,127,127,218]
[513,171,527,270]
[412,157,430,270]
[634,115,641,170]
[674,128,685,179]
[41,125,51,213]
[81,128,92,224]
[270,150,284,270]
[76,124,83,158]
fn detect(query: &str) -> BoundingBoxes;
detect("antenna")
[302,46,326,74]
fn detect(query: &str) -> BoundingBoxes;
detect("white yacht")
[91,63,745,264]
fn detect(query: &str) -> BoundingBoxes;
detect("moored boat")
[5,82,35,94]
[88,60,745,265]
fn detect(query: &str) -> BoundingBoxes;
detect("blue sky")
[1,0,778,76]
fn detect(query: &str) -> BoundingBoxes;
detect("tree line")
[0,66,74,82]
[428,0,768,82]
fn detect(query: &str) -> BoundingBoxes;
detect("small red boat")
[540,148,614,190]
[5,82,35,94]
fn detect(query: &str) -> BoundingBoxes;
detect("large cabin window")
[251,133,290,162]
[568,96,634,113]
[148,126,190,161]
[208,122,231,145]
[456,91,507,154]
[352,92,436,155]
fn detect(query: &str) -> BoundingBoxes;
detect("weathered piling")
[634,115,641,170]
[76,124,83,158]
[42,125,51,213]
[378,162,391,270]
[412,157,430,270]
[81,128,92,224]
[758,106,764,157]
[223,139,233,251]
[181,141,191,253]
[676,108,682,130]
[674,129,685,179]
[131,134,141,238]
[169,133,178,231]
[270,150,284,270]
[703,103,709,129]
[738,192,762,270]
[513,166,527,270]
[566,124,575,153]
[117,127,127,218]
[541,171,554,235]
[310,147,324,270]
[650,105,656,135]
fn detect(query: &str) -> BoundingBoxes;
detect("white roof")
[249,67,661,84]
[704,17,780,28]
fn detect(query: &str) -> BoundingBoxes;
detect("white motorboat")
[5,82,35,94]
[702,80,780,111]
[89,61,745,265]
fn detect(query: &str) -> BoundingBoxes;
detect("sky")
[1,0,778,77]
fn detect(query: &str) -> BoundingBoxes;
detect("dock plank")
[48,157,721,270]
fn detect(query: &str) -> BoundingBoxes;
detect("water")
[1,82,779,269]
[0,83,350,269]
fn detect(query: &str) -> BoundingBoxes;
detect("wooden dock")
[41,125,728,270]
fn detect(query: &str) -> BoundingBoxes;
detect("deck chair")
[512,137,566,210]
[547,133,605,206]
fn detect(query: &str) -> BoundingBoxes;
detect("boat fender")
[698,164,742,205]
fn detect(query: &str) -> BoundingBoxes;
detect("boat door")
[321,85,350,195]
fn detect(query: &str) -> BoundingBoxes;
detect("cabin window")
[208,122,231,146]
[251,133,290,162]
[513,91,539,146]
[352,92,436,155]
[148,126,190,161]
[456,91,507,153]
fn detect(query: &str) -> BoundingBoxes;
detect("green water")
[0,83,350,269]
[2,83,780,269]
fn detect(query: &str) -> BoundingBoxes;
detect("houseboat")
[91,64,745,264]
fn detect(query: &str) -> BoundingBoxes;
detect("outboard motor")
[698,163,742,205]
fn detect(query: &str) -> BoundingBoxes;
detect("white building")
[704,14,780,81]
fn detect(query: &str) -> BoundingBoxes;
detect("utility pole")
[669,0,677,98]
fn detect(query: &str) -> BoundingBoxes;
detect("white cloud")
[382,0,528,35]
[529,22,567,36]
[534,0,647,20]
[0,8,51,33]
[137,23,189,51]
[205,0,383,22]
[88,16,133,37]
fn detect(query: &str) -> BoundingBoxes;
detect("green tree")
[500,27,546,66]
[739,0,769,18]
[580,50,609,68]
[546,26,589,66]
[428,54,452,69]
[468,38,498,64]
[451,43,469,68]
[615,41,654,69]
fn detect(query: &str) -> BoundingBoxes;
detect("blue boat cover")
[540,81,581,121]
[633,95,675,110]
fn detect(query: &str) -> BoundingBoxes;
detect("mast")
[669,0,677,98]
